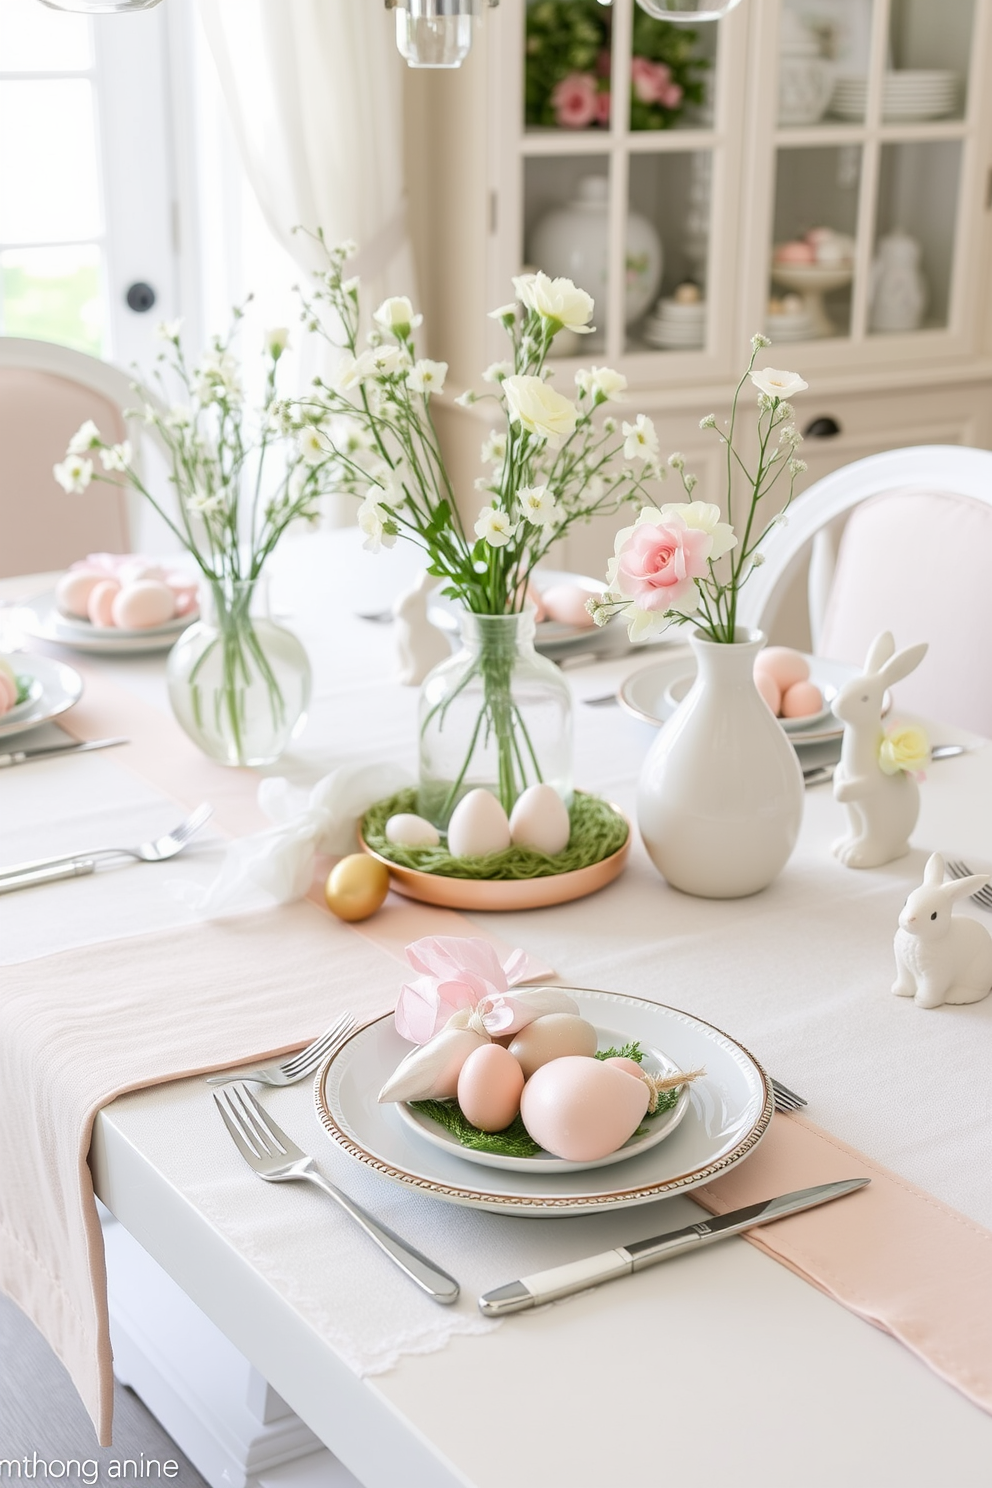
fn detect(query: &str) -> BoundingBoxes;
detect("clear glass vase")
[417,609,573,828]
[166,577,311,767]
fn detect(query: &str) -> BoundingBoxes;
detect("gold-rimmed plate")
[314,988,773,1217]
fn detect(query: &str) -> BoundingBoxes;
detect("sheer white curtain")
[195,0,416,309]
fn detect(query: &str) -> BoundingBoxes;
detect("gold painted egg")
[325,854,390,922]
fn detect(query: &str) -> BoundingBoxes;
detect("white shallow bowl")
[392,1028,691,1174]
[315,987,772,1217]
[0,654,83,739]
[662,669,836,734]
[16,590,197,655]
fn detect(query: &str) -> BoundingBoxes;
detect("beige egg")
[754,646,809,692]
[781,679,824,719]
[754,670,781,716]
[508,1013,599,1080]
[385,812,440,848]
[112,580,176,630]
[87,579,120,628]
[605,1055,647,1081]
[446,789,511,858]
[540,584,597,629]
[324,854,390,922]
[520,1057,650,1162]
[457,1044,525,1132]
[56,569,103,619]
[508,783,571,856]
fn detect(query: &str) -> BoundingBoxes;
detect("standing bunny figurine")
[393,570,450,686]
[893,853,992,1008]
[831,631,928,868]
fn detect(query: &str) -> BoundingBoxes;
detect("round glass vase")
[417,609,573,829]
[166,577,311,767]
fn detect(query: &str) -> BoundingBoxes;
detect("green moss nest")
[361,788,628,882]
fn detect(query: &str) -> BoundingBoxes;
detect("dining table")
[2,525,992,1488]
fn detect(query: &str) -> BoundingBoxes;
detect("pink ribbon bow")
[395,936,538,1044]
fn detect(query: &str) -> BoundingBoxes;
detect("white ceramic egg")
[385,813,440,848]
[446,789,511,858]
[87,579,120,628]
[56,568,104,619]
[541,583,597,629]
[509,783,570,855]
[457,1043,525,1132]
[112,580,176,630]
[520,1056,650,1162]
[508,1013,599,1079]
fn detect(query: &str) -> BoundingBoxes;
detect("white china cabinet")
[405,0,992,578]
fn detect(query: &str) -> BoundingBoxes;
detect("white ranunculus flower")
[575,366,627,403]
[374,296,422,337]
[99,441,132,473]
[503,375,577,449]
[513,271,594,333]
[406,358,447,395]
[357,497,396,554]
[657,500,737,560]
[68,420,101,455]
[517,483,558,528]
[298,427,329,465]
[622,414,659,462]
[749,367,808,400]
[265,327,289,358]
[474,505,517,548]
[53,456,93,494]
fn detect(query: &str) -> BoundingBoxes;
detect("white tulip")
[474,505,518,548]
[503,375,578,449]
[749,367,808,400]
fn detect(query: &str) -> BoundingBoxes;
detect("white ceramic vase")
[637,629,804,898]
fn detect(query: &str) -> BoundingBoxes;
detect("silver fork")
[0,802,213,895]
[944,858,992,911]
[214,1082,460,1304]
[206,1014,356,1087]
[770,1077,807,1113]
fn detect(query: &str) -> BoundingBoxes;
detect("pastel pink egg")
[87,579,120,628]
[56,568,104,619]
[112,580,176,630]
[754,646,809,691]
[774,240,815,265]
[605,1056,647,1081]
[0,671,17,715]
[755,670,782,716]
[170,586,199,617]
[523,582,548,623]
[541,584,597,629]
[457,1044,525,1133]
[781,679,824,718]
[520,1056,649,1162]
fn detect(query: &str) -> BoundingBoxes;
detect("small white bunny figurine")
[831,631,928,868]
[393,570,450,686]
[893,852,992,1008]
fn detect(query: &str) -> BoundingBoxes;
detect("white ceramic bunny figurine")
[393,570,450,686]
[831,631,928,868]
[893,852,992,1008]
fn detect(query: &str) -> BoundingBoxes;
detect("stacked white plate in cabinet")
[643,297,706,351]
[766,305,815,343]
[831,71,959,122]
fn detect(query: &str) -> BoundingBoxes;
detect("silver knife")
[478,1178,869,1316]
[0,737,128,768]
[804,743,970,788]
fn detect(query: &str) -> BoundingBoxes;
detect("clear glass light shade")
[635,0,744,20]
[37,0,161,12]
[393,0,485,69]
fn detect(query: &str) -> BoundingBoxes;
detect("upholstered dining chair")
[736,445,992,736]
[0,336,152,578]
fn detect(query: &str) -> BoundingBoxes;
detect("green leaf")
[410,1099,541,1157]
[594,1041,645,1064]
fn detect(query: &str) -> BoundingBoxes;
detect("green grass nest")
[362,788,628,881]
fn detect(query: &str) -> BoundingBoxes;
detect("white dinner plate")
[0,653,83,738]
[392,1029,692,1174]
[618,652,879,745]
[16,591,196,656]
[314,987,772,1217]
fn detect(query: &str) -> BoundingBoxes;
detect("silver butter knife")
[478,1178,869,1316]
[0,736,128,768]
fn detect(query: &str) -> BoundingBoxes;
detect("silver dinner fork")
[0,802,213,895]
[206,1014,356,1087]
[214,1082,460,1304]
[944,858,992,912]
[770,1077,807,1113]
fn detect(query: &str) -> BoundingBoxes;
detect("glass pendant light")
[634,0,744,20]
[387,0,498,70]
[37,0,162,11]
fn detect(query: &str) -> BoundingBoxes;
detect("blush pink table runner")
[1,661,989,1443]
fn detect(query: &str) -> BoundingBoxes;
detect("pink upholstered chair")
[736,446,992,736]
[0,337,147,578]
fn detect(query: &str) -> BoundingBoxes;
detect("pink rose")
[551,72,599,129]
[615,514,711,614]
[660,81,683,109]
[630,56,659,104]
